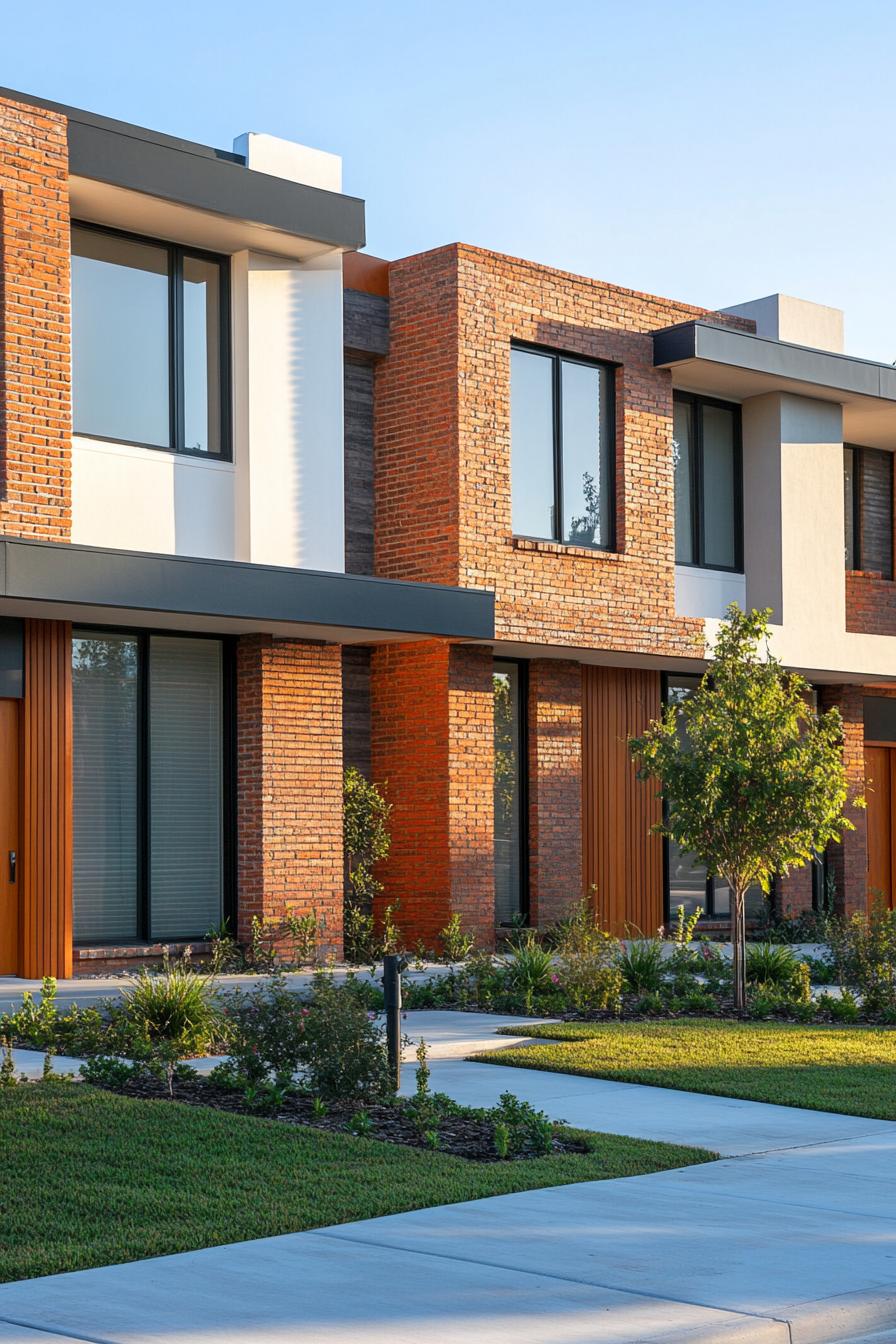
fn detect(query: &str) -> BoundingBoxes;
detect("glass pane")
[72,633,139,942]
[494,663,524,924]
[182,255,222,455]
[71,226,170,447]
[844,447,856,569]
[701,403,738,569]
[673,399,695,563]
[713,878,767,922]
[511,348,556,539]
[667,840,707,920]
[561,360,613,548]
[149,637,223,939]
[859,447,893,579]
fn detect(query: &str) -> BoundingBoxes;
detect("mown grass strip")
[475,1017,896,1119]
[0,1081,714,1282]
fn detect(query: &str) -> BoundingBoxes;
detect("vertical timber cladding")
[21,620,73,978]
[582,666,663,935]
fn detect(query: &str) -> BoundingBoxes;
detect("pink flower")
[550,974,560,985]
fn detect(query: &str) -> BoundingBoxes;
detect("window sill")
[511,536,622,561]
[74,940,211,961]
[847,568,891,582]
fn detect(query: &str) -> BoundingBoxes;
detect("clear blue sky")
[3,0,894,359]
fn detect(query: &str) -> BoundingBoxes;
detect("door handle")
[8,851,16,884]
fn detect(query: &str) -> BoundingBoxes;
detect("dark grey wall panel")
[344,357,376,576]
[865,696,896,743]
[0,618,23,698]
[342,646,372,778]
[343,290,390,358]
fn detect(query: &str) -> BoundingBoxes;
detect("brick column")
[527,659,583,929]
[236,637,344,955]
[775,867,815,922]
[370,640,494,949]
[0,95,71,541]
[820,685,867,917]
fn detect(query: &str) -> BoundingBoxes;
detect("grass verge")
[473,1018,896,1119]
[0,1081,714,1282]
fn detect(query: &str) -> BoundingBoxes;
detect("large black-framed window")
[71,222,232,459]
[662,675,766,922]
[493,659,529,925]
[844,444,894,579]
[510,343,616,550]
[673,393,743,572]
[72,628,235,945]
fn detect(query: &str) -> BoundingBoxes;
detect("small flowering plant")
[215,973,308,1089]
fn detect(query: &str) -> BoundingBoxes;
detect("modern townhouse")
[0,86,893,979]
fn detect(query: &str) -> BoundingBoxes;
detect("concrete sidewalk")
[2,1011,896,1343]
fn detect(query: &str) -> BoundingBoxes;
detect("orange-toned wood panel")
[582,666,663,935]
[866,745,895,908]
[0,700,20,973]
[21,620,72,978]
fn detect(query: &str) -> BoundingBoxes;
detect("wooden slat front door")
[0,699,20,974]
[866,744,896,908]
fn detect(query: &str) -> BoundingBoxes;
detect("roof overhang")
[654,321,896,449]
[1,86,365,255]
[0,540,494,645]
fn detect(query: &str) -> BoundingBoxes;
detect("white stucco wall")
[72,249,345,572]
[675,566,746,620]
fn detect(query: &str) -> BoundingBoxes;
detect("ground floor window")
[663,675,765,923]
[72,630,228,943]
[493,660,528,925]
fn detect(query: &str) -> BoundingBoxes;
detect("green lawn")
[0,1082,714,1283]
[473,1018,896,1119]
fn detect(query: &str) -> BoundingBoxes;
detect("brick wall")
[236,636,344,954]
[846,571,896,635]
[0,95,71,541]
[527,660,583,928]
[370,640,494,948]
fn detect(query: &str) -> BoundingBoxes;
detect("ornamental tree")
[629,605,857,1010]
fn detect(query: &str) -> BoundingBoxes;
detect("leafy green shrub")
[552,898,622,1014]
[302,973,391,1103]
[632,990,665,1015]
[617,935,665,995]
[439,912,475,963]
[79,1056,143,1089]
[828,901,896,1011]
[282,910,320,966]
[121,955,220,1094]
[217,974,308,1090]
[502,931,554,1012]
[488,1092,554,1158]
[746,943,802,990]
[830,988,860,1022]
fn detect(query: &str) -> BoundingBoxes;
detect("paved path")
[2,1012,896,1343]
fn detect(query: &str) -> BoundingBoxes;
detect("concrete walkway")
[2,1011,896,1343]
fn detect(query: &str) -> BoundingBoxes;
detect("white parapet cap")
[723,293,844,355]
[233,131,342,194]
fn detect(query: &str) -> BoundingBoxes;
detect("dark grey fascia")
[0,539,494,642]
[0,85,365,252]
[865,695,896,743]
[654,320,896,403]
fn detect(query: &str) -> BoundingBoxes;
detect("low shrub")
[216,973,308,1090]
[120,954,220,1094]
[502,931,554,1013]
[439,912,475,963]
[553,899,622,1014]
[488,1091,555,1158]
[746,943,803,992]
[828,901,896,1011]
[617,934,665,995]
[302,973,391,1103]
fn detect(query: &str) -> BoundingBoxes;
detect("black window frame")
[492,657,530,926]
[673,391,744,574]
[510,340,617,552]
[845,443,895,579]
[71,220,233,462]
[72,625,236,947]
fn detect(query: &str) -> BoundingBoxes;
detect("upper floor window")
[673,393,742,572]
[71,223,231,459]
[510,344,615,550]
[844,445,893,578]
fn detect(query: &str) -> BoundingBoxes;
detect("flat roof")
[0,539,494,645]
[0,85,365,253]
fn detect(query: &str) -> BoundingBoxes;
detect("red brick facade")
[369,640,494,948]
[527,660,583,928]
[236,637,344,954]
[846,571,896,636]
[0,95,71,543]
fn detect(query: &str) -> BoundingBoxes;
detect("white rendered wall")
[72,250,345,572]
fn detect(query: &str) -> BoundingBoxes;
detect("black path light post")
[382,953,408,1091]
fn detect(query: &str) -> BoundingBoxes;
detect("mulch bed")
[88,1073,589,1163]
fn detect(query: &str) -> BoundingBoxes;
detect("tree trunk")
[731,886,747,1011]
